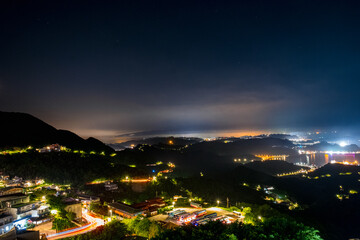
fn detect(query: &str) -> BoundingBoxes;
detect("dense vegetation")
[61,217,322,240]
[153,218,322,240]
[123,217,163,238]
[0,151,146,185]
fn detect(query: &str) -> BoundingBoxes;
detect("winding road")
[47,210,104,240]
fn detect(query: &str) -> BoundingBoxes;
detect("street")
[46,210,104,240]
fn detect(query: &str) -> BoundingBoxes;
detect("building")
[23,179,44,188]
[0,188,24,197]
[29,205,51,226]
[0,225,16,240]
[38,144,62,153]
[0,194,30,210]
[63,199,82,220]
[104,182,118,191]
[131,198,166,216]
[108,202,144,219]
[7,202,41,220]
[0,214,13,235]
[77,195,100,205]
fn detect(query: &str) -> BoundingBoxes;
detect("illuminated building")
[108,202,145,219]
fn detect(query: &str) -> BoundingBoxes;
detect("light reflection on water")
[289,153,360,167]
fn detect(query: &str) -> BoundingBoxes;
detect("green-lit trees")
[152,217,323,240]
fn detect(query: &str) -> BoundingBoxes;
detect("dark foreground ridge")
[0,111,113,152]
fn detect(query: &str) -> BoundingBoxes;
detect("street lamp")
[217,200,220,206]
[50,209,58,215]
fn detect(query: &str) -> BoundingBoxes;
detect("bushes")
[122,217,162,238]
[52,217,76,231]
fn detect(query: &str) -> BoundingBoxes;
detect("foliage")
[48,195,66,214]
[157,206,173,214]
[52,217,76,231]
[90,202,109,217]
[66,212,76,222]
[29,188,56,202]
[152,217,322,240]
[222,203,282,225]
[0,152,145,186]
[123,217,162,238]
[64,220,128,240]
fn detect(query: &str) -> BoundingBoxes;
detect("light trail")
[47,210,104,240]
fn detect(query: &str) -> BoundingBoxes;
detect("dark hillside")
[0,111,113,152]
[245,160,309,176]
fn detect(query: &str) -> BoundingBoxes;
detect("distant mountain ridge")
[306,142,360,152]
[109,136,203,150]
[0,111,114,152]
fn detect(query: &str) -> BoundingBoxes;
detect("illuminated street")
[47,210,104,240]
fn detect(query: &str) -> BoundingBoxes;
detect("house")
[0,214,14,235]
[77,195,100,209]
[7,202,41,220]
[0,188,24,197]
[30,205,51,225]
[0,194,30,210]
[104,182,118,191]
[108,202,144,219]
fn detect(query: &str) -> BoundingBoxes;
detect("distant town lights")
[339,141,347,147]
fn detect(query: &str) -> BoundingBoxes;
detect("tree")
[149,222,162,239]
[259,217,323,240]
[90,202,109,216]
[52,217,76,232]
[66,211,76,222]
[134,218,151,237]
[48,195,66,214]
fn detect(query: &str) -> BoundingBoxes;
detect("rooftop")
[108,202,143,215]
[0,193,28,202]
[11,202,36,208]
[63,198,81,205]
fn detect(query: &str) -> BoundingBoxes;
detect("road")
[47,210,104,240]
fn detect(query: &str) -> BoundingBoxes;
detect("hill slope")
[0,111,113,152]
[245,160,309,176]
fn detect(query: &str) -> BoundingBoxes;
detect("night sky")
[1,1,360,142]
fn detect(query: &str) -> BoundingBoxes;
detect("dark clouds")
[1,0,360,142]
